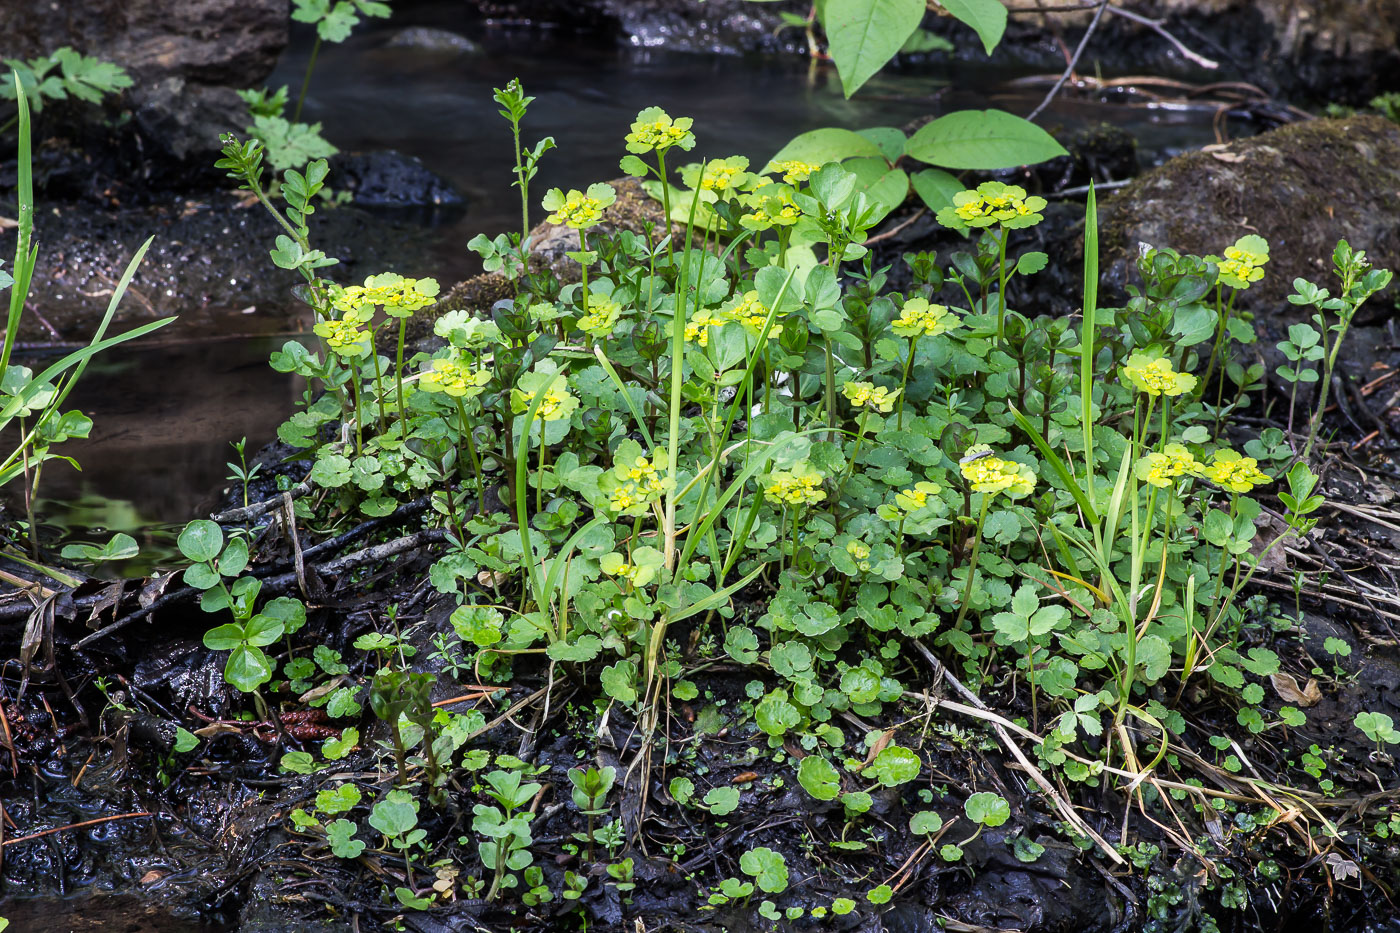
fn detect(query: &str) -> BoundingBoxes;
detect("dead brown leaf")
[1270,671,1322,707]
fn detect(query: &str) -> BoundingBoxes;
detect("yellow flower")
[936,182,1046,231]
[332,273,440,318]
[846,540,871,562]
[1121,353,1198,397]
[842,380,900,413]
[313,318,371,358]
[1215,235,1269,290]
[1203,450,1271,493]
[891,298,961,338]
[894,481,943,512]
[684,309,726,346]
[418,358,492,398]
[624,107,696,154]
[1135,443,1203,488]
[959,445,1037,498]
[684,156,750,193]
[740,187,800,230]
[577,293,622,337]
[723,291,781,340]
[764,463,826,507]
[511,385,579,422]
[608,481,644,512]
[542,183,617,229]
[766,160,821,185]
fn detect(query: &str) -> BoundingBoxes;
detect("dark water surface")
[29,3,1225,560]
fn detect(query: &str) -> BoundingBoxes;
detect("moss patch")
[1098,115,1400,319]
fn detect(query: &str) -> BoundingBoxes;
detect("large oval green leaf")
[940,0,1007,55]
[905,109,1068,170]
[910,167,964,215]
[770,127,883,167]
[823,0,926,98]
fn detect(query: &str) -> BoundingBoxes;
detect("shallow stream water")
[27,2,1227,564]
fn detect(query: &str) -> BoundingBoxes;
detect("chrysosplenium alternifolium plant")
[192,82,1392,916]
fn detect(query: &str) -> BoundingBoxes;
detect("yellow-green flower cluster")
[740,189,801,231]
[511,384,578,422]
[684,309,726,347]
[960,446,1036,498]
[418,358,492,398]
[894,481,943,512]
[1135,443,1203,488]
[601,442,672,516]
[1216,235,1269,290]
[683,156,750,193]
[764,463,826,508]
[936,182,1047,232]
[313,318,371,358]
[1122,353,1198,397]
[1202,449,1271,493]
[542,183,617,229]
[842,380,900,413]
[624,107,696,154]
[722,291,781,339]
[766,160,821,184]
[576,293,622,337]
[891,298,961,338]
[333,272,441,319]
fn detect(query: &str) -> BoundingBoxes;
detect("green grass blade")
[2,70,35,379]
[592,345,654,449]
[1009,405,1098,523]
[515,370,563,616]
[1080,183,1098,495]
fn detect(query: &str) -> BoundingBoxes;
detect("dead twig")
[1026,0,1112,122]
[3,811,152,847]
[209,481,314,524]
[912,641,1126,865]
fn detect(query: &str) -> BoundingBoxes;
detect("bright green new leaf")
[178,519,224,563]
[798,755,841,800]
[939,0,1007,55]
[824,0,926,97]
[964,791,1011,827]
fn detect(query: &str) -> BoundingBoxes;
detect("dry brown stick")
[3,811,152,847]
[210,481,313,524]
[912,641,1126,864]
[863,209,927,247]
[1025,0,1112,122]
[284,491,309,600]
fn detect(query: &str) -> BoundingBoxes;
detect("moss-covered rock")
[1097,115,1400,320]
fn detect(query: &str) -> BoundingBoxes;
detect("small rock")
[385,26,480,54]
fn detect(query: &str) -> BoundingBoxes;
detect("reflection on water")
[25,336,305,571]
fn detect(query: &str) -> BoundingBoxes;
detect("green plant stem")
[1200,286,1236,407]
[370,343,389,434]
[536,435,548,514]
[393,317,409,435]
[455,397,486,513]
[897,337,917,430]
[512,116,529,247]
[292,35,322,123]
[1304,281,1361,460]
[952,495,990,631]
[995,226,1009,344]
[349,366,364,456]
[656,150,673,266]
